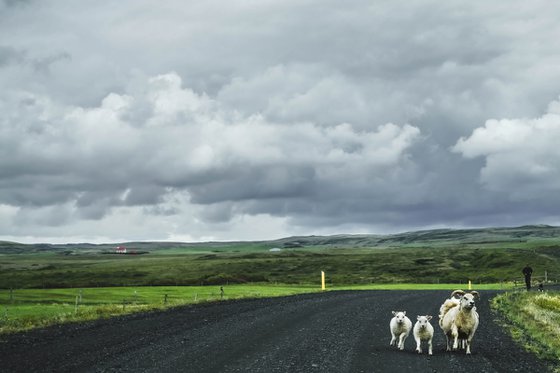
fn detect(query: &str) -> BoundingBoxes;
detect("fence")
[511,271,559,291]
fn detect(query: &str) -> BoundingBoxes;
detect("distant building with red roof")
[115,246,127,254]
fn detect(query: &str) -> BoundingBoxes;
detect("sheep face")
[459,292,479,310]
[416,315,432,329]
[392,311,407,325]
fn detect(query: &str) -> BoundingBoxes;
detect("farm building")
[115,246,127,254]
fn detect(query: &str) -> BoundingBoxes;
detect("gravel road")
[0,290,552,372]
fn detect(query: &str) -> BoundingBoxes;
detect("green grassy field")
[0,284,321,333]
[1,225,560,335]
[3,225,560,290]
[1,245,558,289]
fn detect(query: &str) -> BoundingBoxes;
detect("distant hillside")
[3,225,560,254]
[269,225,560,248]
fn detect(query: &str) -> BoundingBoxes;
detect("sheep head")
[450,290,480,310]
[459,292,478,310]
[392,311,407,324]
[416,315,432,329]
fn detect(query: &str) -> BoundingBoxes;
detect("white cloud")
[453,97,560,196]
[0,71,422,240]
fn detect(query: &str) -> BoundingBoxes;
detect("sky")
[2,0,560,243]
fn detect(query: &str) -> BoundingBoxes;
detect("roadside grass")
[0,283,509,334]
[491,291,560,371]
[0,284,319,334]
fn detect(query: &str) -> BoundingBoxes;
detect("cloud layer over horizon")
[2,1,560,243]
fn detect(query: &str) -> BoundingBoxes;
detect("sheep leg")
[451,326,459,350]
[415,336,422,354]
[398,333,406,350]
[390,332,396,346]
[466,336,472,354]
[428,338,433,355]
[445,334,451,351]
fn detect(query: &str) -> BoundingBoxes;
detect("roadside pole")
[321,271,326,291]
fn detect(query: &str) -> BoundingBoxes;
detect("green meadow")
[1,225,560,334]
[0,284,319,333]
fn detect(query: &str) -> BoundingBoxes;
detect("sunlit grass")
[492,291,560,371]
[0,284,320,333]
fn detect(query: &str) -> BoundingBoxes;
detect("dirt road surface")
[0,290,551,372]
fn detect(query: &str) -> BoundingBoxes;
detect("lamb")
[439,289,480,354]
[413,315,434,355]
[389,311,412,350]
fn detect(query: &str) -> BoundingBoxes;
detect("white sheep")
[413,315,434,355]
[439,289,480,354]
[389,311,412,350]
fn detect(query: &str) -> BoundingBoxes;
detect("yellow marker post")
[321,271,326,291]
[468,280,472,290]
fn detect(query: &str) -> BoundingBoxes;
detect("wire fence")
[511,272,559,291]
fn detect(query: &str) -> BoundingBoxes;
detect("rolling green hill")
[1,225,559,288]
[3,224,560,254]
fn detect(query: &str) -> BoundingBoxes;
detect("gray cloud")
[0,46,26,66]
[2,1,560,242]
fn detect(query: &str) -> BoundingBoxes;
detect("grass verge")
[0,284,319,334]
[491,290,560,372]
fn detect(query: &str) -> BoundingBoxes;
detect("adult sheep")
[439,289,480,354]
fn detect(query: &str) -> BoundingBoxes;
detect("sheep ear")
[403,311,406,315]
[451,290,465,298]
[392,311,397,316]
[427,315,432,321]
[417,315,421,320]
[470,291,480,299]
